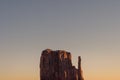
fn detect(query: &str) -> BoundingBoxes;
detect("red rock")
[40,49,84,80]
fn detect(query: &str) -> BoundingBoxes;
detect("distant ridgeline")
[40,49,84,80]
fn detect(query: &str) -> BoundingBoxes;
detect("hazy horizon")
[0,0,120,80]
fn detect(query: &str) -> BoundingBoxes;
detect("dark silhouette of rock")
[40,49,84,80]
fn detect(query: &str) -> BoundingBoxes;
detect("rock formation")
[40,49,84,80]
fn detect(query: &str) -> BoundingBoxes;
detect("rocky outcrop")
[40,49,84,80]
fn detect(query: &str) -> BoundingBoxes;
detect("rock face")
[40,49,84,80]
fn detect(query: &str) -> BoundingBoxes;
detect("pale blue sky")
[0,0,120,80]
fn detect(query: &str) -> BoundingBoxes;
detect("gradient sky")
[0,0,120,80]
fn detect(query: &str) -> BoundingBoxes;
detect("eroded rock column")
[40,49,84,80]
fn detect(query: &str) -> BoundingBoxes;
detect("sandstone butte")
[40,49,84,80]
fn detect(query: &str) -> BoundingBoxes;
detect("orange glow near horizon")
[1,65,120,80]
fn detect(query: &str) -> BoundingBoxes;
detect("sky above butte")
[0,0,120,80]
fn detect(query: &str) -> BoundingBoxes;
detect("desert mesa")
[40,49,84,80]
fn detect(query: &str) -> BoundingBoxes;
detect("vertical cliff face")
[40,49,84,80]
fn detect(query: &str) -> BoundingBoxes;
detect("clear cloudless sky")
[0,0,120,80]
